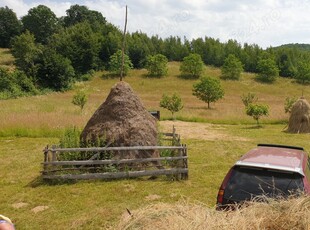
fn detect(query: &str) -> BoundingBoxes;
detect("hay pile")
[287,97,310,133]
[114,196,310,230]
[80,81,159,160]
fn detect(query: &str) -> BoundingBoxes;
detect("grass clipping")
[115,196,310,230]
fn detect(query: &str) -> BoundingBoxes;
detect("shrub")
[241,92,258,107]
[72,90,88,111]
[180,53,204,78]
[146,54,168,77]
[160,93,183,119]
[246,103,269,126]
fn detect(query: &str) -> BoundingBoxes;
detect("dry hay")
[80,81,160,161]
[287,97,310,133]
[114,196,310,230]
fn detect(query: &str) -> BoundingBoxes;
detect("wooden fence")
[42,138,188,180]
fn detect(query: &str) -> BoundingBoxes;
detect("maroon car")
[217,144,310,208]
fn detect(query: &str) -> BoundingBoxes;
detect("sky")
[2,0,310,48]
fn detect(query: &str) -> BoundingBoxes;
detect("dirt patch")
[31,206,49,213]
[12,202,29,209]
[160,121,249,141]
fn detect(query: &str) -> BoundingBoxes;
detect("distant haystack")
[287,97,310,133]
[80,81,160,160]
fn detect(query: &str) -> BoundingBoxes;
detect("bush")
[0,67,39,99]
[241,92,258,107]
[160,93,183,119]
[146,54,168,77]
[180,53,204,78]
[246,103,269,126]
[221,54,243,80]
[72,90,88,111]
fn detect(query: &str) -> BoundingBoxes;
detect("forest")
[1,4,310,98]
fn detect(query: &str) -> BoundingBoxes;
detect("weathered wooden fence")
[42,138,188,180]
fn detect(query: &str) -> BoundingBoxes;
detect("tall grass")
[0,62,308,137]
[115,196,310,230]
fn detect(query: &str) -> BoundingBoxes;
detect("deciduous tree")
[21,5,59,44]
[221,54,243,80]
[246,103,269,126]
[109,50,133,76]
[160,93,183,119]
[256,57,279,83]
[180,53,204,78]
[295,61,310,84]
[192,76,224,109]
[146,54,168,77]
[0,6,21,48]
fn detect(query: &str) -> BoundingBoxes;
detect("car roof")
[235,144,307,176]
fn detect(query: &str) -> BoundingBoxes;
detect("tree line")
[1,4,310,98]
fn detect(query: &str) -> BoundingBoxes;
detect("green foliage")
[256,57,279,83]
[72,90,88,111]
[146,54,168,77]
[50,22,102,75]
[109,50,133,76]
[246,103,269,125]
[59,126,81,148]
[180,53,204,78]
[63,4,106,28]
[11,31,43,78]
[284,97,297,114]
[192,76,224,109]
[0,67,39,99]
[36,48,75,91]
[160,93,183,119]
[21,5,59,44]
[295,61,310,84]
[241,92,258,107]
[127,32,153,68]
[221,54,243,80]
[0,6,21,48]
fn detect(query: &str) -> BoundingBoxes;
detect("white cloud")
[1,0,310,48]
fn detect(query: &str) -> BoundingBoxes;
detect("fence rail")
[42,133,188,181]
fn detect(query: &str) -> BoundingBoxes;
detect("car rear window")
[223,166,304,203]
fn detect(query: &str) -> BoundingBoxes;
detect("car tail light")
[217,189,224,204]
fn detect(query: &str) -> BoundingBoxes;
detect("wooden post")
[51,145,57,174]
[182,144,188,180]
[120,5,128,81]
[43,145,49,174]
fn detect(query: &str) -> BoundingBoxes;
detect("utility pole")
[120,5,128,81]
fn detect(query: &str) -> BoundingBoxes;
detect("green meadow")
[1,58,310,229]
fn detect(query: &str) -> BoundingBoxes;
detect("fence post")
[51,145,57,174]
[182,144,188,180]
[43,145,49,174]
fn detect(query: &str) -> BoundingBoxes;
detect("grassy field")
[1,52,310,229]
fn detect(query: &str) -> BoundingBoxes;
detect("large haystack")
[287,97,310,133]
[80,81,160,160]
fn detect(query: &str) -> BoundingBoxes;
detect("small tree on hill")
[221,54,243,80]
[160,93,183,119]
[295,61,310,84]
[180,53,204,78]
[256,58,279,83]
[146,54,168,77]
[246,103,269,126]
[109,50,133,76]
[192,76,224,109]
[72,90,88,111]
[241,92,258,107]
